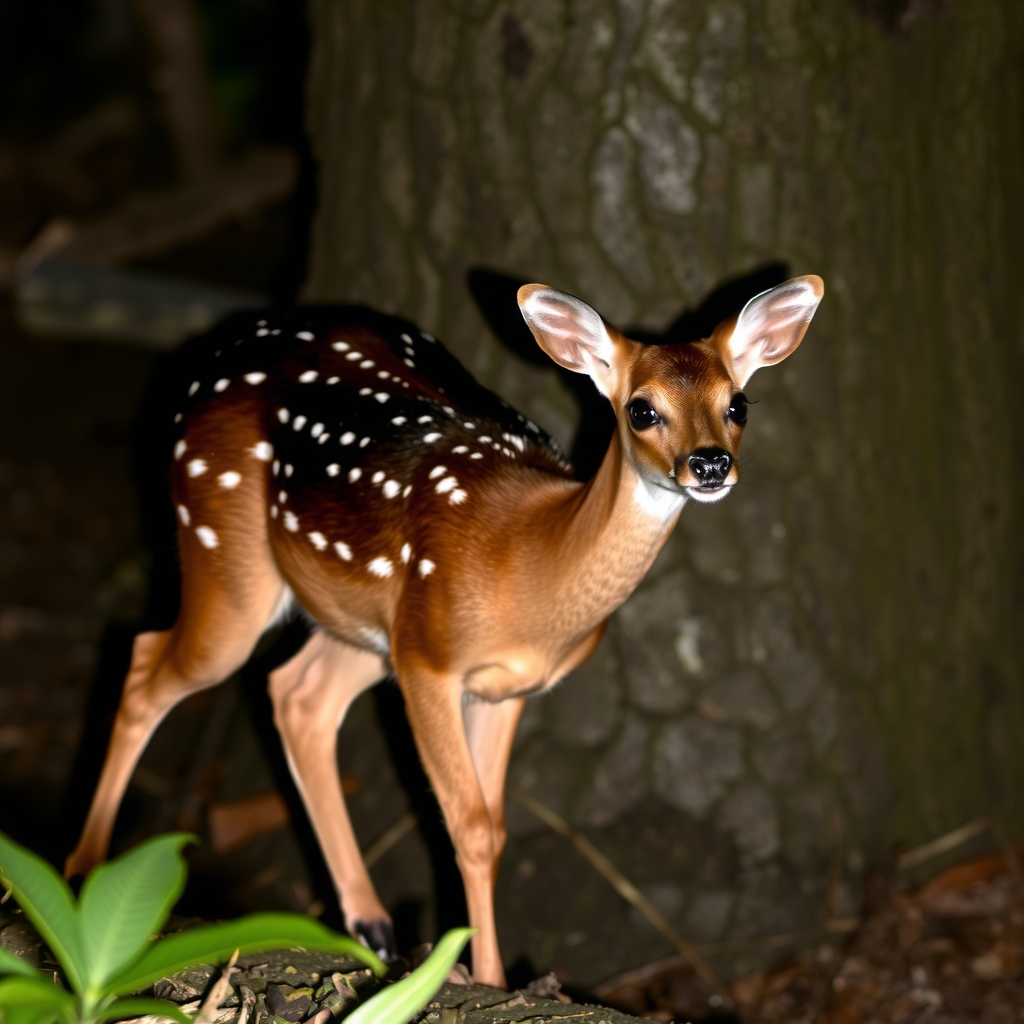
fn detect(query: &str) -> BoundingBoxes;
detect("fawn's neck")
[526,429,686,635]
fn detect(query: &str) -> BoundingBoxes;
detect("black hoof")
[354,918,396,961]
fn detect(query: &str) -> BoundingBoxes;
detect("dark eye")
[628,398,660,430]
[727,392,748,426]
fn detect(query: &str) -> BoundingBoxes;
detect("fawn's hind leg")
[65,531,285,879]
[268,631,391,955]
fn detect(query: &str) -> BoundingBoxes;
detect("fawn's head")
[518,276,823,507]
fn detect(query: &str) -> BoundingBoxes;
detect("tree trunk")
[304,0,1024,981]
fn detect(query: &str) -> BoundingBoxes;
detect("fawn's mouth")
[685,483,733,503]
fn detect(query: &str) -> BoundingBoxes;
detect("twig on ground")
[363,812,418,869]
[507,788,733,1007]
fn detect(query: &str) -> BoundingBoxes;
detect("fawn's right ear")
[518,285,618,395]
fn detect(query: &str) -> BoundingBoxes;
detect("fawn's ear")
[518,284,618,395]
[716,275,824,387]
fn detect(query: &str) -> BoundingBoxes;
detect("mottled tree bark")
[304,0,1024,981]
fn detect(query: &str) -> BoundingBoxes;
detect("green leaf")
[0,975,76,1024]
[95,996,192,1023]
[0,948,36,979]
[78,834,195,993]
[0,832,86,996]
[344,928,474,1024]
[107,913,385,995]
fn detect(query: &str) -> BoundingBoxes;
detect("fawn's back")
[169,307,585,676]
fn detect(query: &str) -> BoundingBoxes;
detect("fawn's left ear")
[716,275,824,387]
[518,284,618,395]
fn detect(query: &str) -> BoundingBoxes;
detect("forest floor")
[2,839,1024,1023]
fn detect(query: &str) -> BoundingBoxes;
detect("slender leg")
[269,631,391,954]
[397,667,509,988]
[65,582,283,878]
[464,696,525,886]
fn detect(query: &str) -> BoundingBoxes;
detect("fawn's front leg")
[269,631,392,955]
[397,664,508,988]
[464,696,525,887]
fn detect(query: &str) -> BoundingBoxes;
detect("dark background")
[1,0,1023,1010]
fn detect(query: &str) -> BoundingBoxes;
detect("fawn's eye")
[628,398,660,430]
[727,392,748,426]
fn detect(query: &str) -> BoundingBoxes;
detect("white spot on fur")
[299,370,318,383]
[278,490,287,503]
[402,484,412,498]
[360,627,390,654]
[341,431,355,445]
[391,416,407,426]
[359,387,372,396]
[327,464,340,476]
[244,372,267,385]
[311,422,324,437]
[401,543,411,563]
[293,415,307,431]
[435,476,457,494]
[335,541,352,560]
[374,392,389,403]
[418,559,435,577]
[332,340,350,351]
[429,466,447,479]
[423,432,441,443]
[218,471,241,488]
[368,556,393,578]
[378,370,390,379]
[450,489,467,504]
[470,452,483,460]
[270,505,278,518]
[383,480,401,498]
[404,358,415,368]
[452,446,468,454]
[214,378,230,392]
[345,351,362,361]
[174,412,182,423]
[177,504,190,525]
[284,510,299,531]
[348,468,362,482]
[372,471,385,484]
[359,437,371,448]
[188,381,200,396]
[327,376,340,384]
[252,441,273,461]
[196,526,219,549]
[256,328,269,337]
[418,416,433,424]
[187,458,207,477]
[273,459,280,475]
[284,464,293,477]
[361,360,375,369]
[478,435,492,443]
[464,422,476,429]
[277,408,290,423]
[297,331,314,341]
[174,440,187,460]
[401,333,412,343]
[308,531,328,551]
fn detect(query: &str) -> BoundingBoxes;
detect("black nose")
[687,447,732,487]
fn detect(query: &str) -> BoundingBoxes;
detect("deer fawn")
[65,276,823,987]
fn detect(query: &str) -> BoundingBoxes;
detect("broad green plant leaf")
[108,913,385,995]
[345,928,474,1024]
[0,833,86,996]
[0,975,76,1024]
[0,948,35,979]
[94,996,192,1023]
[78,834,195,993]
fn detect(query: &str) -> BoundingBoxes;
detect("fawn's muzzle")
[686,447,732,487]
